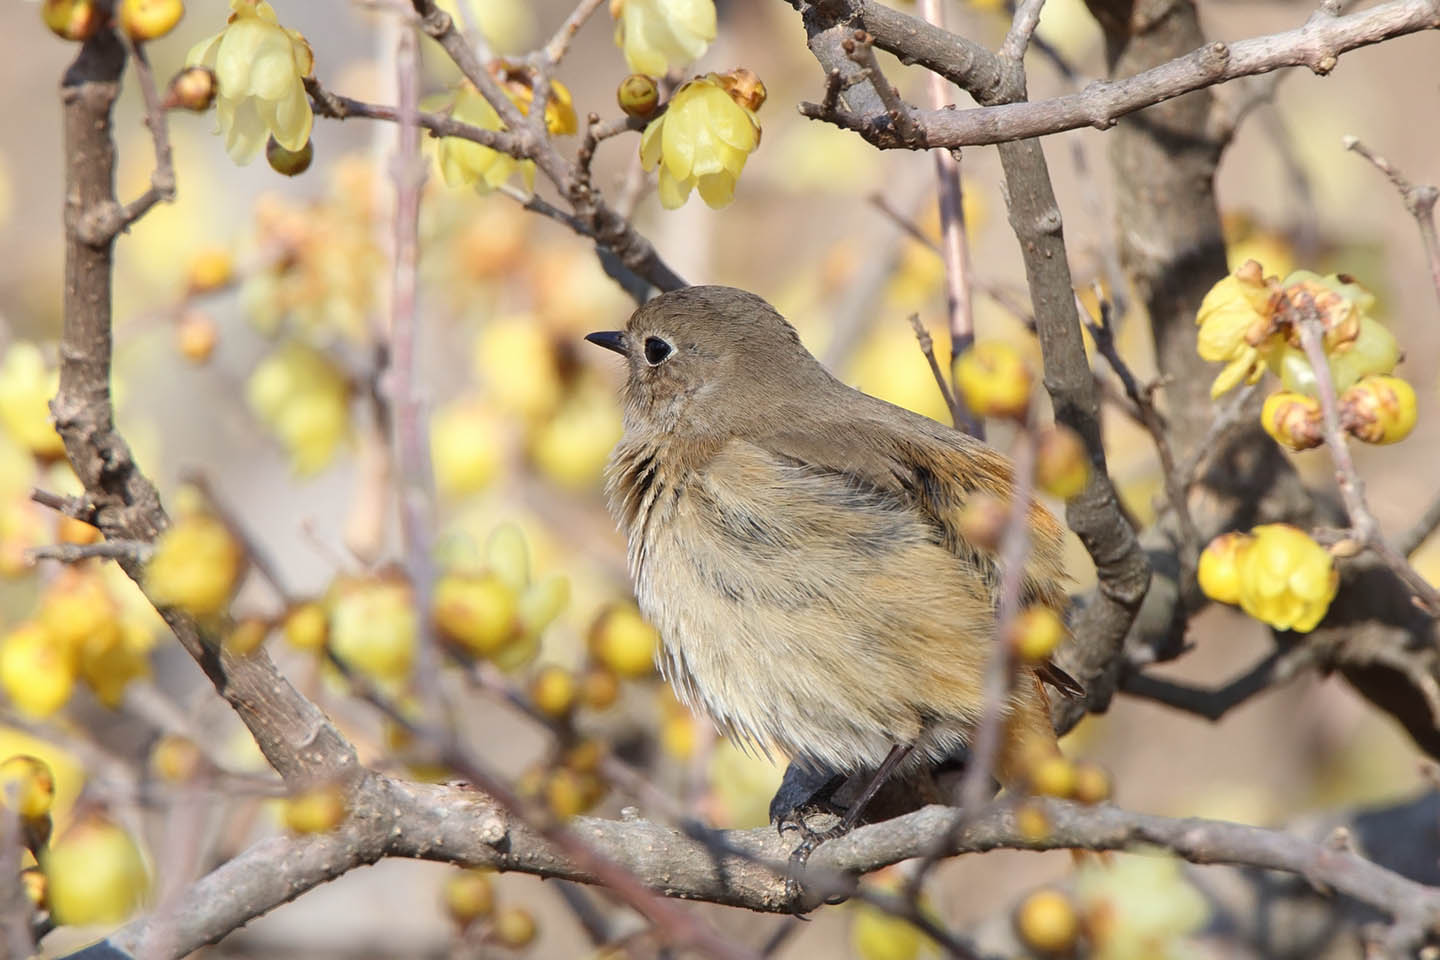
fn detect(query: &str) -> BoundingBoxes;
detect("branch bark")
[78,782,1440,959]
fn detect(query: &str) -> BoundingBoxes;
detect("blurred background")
[2,0,1439,956]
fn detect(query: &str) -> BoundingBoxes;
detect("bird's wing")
[752,407,1081,697]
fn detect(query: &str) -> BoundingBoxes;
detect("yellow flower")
[612,0,715,76]
[43,816,149,926]
[187,0,314,164]
[640,72,763,209]
[1341,375,1417,445]
[1260,391,1323,451]
[437,85,533,192]
[246,344,351,475]
[144,513,244,617]
[1197,532,1252,606]
[1195,260,1278,398]
[0,343,64,458]
[0,623,75,719]
[1235,524,1337,633]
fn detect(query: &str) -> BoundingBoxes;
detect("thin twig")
[182,471,293,607]
[1120,647,1309,721]
[842,31,925,147]
[1293,295,1440,615]
[1178,383,1261,491]
[1344,135,1440,311]
[1398,492,1440,557]
[543,0,608,64]
[959,425,1035,814]
[1083,289,1199,560]
[305,77,526,157]
[27,540,151,564]
[387,19,449,724]
[918,0,981,439]
[908,314,963,430]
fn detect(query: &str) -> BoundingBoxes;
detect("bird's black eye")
[643,336,673,366]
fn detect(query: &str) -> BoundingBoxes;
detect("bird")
[586,285,1078,838]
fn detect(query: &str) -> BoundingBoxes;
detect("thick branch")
[84,781,1440,959]
[864,0,1440,148]
[56,30,359,787]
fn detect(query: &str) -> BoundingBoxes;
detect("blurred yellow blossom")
[474,317,562,418]
[243,160,385,343]
[43,816,149,926]
[640,72,764,209]
[328,576,417,684]
[187,0,314,164]
[431,396,505,498]
[437,84,533,192]
[528,389,623,490]
[0,343,64,458]
[144,513,243,617]
[1075,852,1209,960]
[246,343,352,475]
[0,623,75,719]
[1236,524,1338,633]
[437,0,535,54]
[612,0,715,76]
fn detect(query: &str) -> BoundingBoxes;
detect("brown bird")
[586,285,1077,832]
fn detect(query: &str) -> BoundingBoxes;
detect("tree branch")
[78,782,1440,959]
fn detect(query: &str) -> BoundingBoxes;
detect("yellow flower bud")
[431,397,504,498]
[589,605,657,678]
[176,310,219,364]
[1341,375,1417,445]
[1260,391,1323,451]
[954,341,1032,420]
[580,665,620,710]
[1197,531,1252,606]
[119,0,183,42]
[1008,606,1065,664]
[1014,888,1079,956]
[1035,425,1089,499]
[639,73,762,209]
[1014,800,1050,842]
[328,575,418,682]
[1236,524,1338,633]
[0,755,55,820]
[529,665,577,718]
[617,74,659,117]
[224,618,269,657]
[1071,762,1112,805]
[266,136,313,177]
[442,869,494,927]
[166,66,217,112]
[282,782,348,834]
[1028,754,1076,799]
[150,734,204,784]
[144,513,243,617]
[42,0,103,42]
[282,601,328,653]
[0,623,75,719]
[432,573,518,657]
[43,816,149,925]
[493,905,538,949]
[955,492,1008,552]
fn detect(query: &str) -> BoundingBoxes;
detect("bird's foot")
[782,813,855,908]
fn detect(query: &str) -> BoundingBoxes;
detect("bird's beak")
[584,330,627,356]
